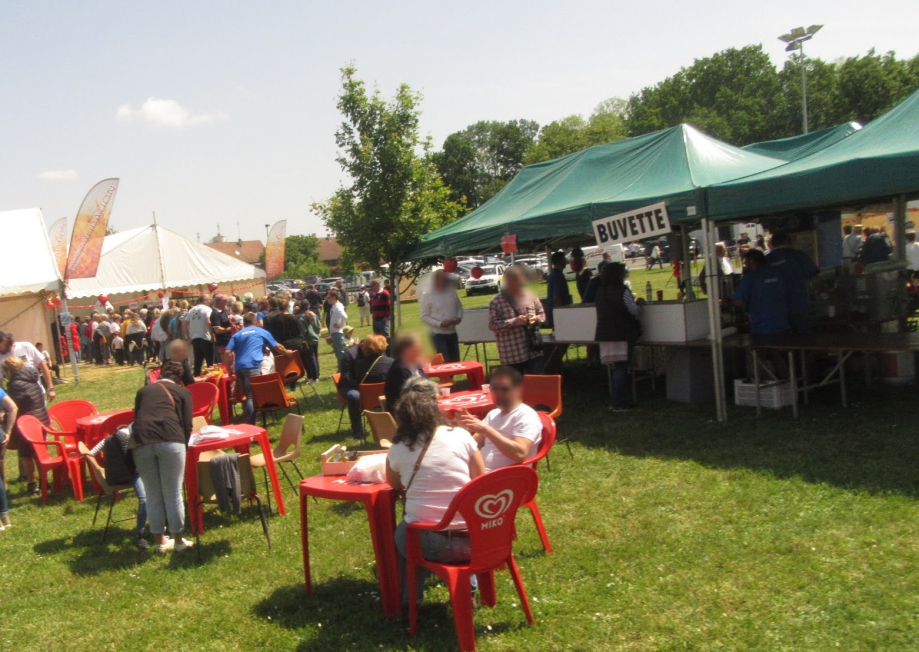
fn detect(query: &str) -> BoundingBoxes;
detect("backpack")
[357,292,366,307]
[103,427,136,486]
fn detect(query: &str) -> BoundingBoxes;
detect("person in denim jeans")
[129,361,194,554]
[385,378,485,605]
[226,313,293,424]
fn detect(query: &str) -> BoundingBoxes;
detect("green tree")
[834,50,919,124]
[525,98,628,164]
[626,45,788,145]
[312,65,461,328]
[432,119,539,211]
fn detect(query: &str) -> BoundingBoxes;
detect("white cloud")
[37,169,78,180]
[116,97,226,128]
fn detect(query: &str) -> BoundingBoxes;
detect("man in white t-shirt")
[457,365,542,471]
[185,294,215,376]
[0,331,56,403]
[327,288,349,363]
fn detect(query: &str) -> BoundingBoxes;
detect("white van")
[563,244,625,280]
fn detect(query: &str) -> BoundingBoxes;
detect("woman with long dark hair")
[595,262,642,413]
[386,377,485,606]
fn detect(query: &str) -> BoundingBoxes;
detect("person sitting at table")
[456,365,542,470]
[386,377,486,606]
[83,426,148,551]
[129,360,193,554]
[226,312,293,425]
[338,334,392,440]
[384,332,427,410]
[733,249,790,336]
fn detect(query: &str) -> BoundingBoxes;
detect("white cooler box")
[639,300,710,343]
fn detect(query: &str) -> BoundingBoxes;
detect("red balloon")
[157,291,165,299]
[98,295,109,305]
[52,298,62,308]
[45,300,54,310]
[443,258,458,273]
[471,266,484,280]
[208,283,218,292]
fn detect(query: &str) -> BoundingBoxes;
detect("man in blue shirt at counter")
[226,312,292,424]
[766,230,819,334]
[733,249,790,336]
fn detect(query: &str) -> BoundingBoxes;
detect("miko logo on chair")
[474,490,514,530]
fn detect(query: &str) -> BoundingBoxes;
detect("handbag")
[509,296,543,351]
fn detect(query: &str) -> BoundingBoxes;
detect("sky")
[1,0,917,244]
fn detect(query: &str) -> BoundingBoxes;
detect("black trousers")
[303,345,320,381]
[192,338,214,376]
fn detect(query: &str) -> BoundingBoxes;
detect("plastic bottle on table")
[645,281,653,302]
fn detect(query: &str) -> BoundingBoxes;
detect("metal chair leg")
[253,495,271,549]
[92,493,104,526]
[336,405,346,434]
[102,495,116,543]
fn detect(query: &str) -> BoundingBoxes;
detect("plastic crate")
[733,379,793,409]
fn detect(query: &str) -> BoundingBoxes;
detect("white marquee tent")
[66,224,266,306]
[0,208,61,346]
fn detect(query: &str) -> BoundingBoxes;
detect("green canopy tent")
[408,124,785,260]
[709,88,919,222]
[741,122,861,162]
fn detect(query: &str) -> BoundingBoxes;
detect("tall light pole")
[264,223,271,243]
[779,25,823,134]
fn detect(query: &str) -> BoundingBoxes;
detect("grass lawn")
[4,275,918,651]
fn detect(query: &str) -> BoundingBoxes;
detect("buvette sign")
[592,202,671,247]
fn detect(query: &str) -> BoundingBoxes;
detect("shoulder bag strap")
[360,354,383,385]
[401,431,435,505]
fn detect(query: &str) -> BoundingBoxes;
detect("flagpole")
[59,281,80,386]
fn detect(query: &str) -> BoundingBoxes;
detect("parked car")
[563,244,625,280]
[464,264,506,296]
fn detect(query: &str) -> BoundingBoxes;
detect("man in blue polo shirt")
[226,312,292,424]
[766,231,819,334]
[733,249,790,336]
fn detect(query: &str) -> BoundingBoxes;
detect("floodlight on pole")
[779,24,823,134]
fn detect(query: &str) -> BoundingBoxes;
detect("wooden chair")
[332,373,348,435]
[194,452,270,556]
[78,442,138,542]
[251,414,305,513]
[358,382,386,437]
[249,373,300,428]
[363,410,396,448]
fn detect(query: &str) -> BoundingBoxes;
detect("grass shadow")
[561,358,919,497]
[34,527,152,576]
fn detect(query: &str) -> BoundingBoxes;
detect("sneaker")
[1,516,11,528]
[135,537,151,552]
[26,483,40,497]
[155,538,175,555]
[174,537,194,552]
[0,524,5,532]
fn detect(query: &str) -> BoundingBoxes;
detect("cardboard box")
[320,444,388,476]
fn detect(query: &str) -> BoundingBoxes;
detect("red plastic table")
[215,374,233,425]
[437,389,496,419]
[186,424,285,535]
[75,410,135,448]
[300,475,401,618]
[423,361,485,390]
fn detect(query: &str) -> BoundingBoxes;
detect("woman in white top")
[386,377,485,606]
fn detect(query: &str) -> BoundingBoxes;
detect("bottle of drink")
[645,281,653,302]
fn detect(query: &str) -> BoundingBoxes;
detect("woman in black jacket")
[129,361,194,554]
[384,332,427,409]
[594,263,642,413]
[338,334,393,439]
[2,357,49,496]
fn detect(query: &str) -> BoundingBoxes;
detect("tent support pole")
[680,224,694,300]
[894,194,907,262]
[59,282,80,386]
[701,218,726,422]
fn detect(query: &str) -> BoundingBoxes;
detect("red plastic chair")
[48,399,98,454]
[146,366,162,384]
[519,412,556,553]
[17,415,82,504]
[249,372,300,427]
[406,466,539,652]
[189,382,220,424]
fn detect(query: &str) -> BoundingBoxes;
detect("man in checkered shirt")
[488,266,546,374]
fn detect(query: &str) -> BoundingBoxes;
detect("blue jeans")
[0,472,8,520]
[342,389,362,436]
[133,442,186,536]
[432,333,461,363]
[394,520,476,605]
[236,367,260,424]
[373,318,390,337]
[133,474,148,535]
[609,361,630,409]
[510,355,545,375]
[331,332,346,363]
